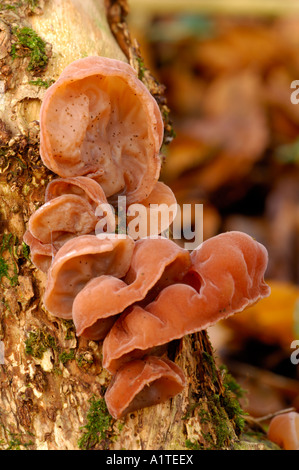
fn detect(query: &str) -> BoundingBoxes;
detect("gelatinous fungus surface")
[24,56,271,418]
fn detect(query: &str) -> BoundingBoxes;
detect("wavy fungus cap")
[105,356,186,419]
[267,412,299,450]
[43,234,134,320]
[103,231,271,373]
[23,230,57,273]
[127,181,178,240]
[28,176,115,249]
[72,237,191,339]
[40,56,163,204]
[28,194,98,246]
[45,176,108,211]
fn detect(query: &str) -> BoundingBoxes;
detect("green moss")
[197,407,209,424]
[182,402,201,421]
[201,354,247,445]
[0,234,18,287]
[184,360,247,449]
[1,233,13,254]
[0,258,10,284]
[202,351,219,382]
[222,394,246,437]
[62,319,76,341]
[59,349,75,365]
[185,439,204,450]
[26,0,38,8]
[220,364,246,400]
[22,242,30,261]
[6,433,34,450]
[0,0,39,11]
[136,57,145,80]
[0,2,18,10]
[220,365,248,436]
[185,396,230,450]
[25,330,57,359]
[201,369,247,449]
[0,425,34,450]
[78,396,113,450]
[1,297,11,312]
[209,394,234,449]
[29,78,54,89]
[52,366,62,376]
[117,422,124,432]
[76,353,94,369]
[183,352,247,449]
[0,235,33,286]
[236,432,281,450]
[11,26,48,73]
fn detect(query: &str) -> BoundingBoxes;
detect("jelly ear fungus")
[24,57,271,419]
[39,56,164,205]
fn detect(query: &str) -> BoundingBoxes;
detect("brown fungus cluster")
[25,56,271,420]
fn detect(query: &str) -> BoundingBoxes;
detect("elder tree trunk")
[0,0,272,451]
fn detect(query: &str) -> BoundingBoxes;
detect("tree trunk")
[0,0,272,451]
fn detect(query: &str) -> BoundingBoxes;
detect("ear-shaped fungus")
[45,176,108,211]
[28,194,98,246]
[104,356,186,419]
[43,234,134,320]
[103,231,271,373]
[23,230,57,273]
[127,181,178,240]
[72,237,191,339]
[40,56,163,204]
[27,176,115,249]
[267,412,299,450]
[25,54,273,420]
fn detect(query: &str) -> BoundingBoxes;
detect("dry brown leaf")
[224,280,299,348]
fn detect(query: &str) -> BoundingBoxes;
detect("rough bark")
[0,0,274,450]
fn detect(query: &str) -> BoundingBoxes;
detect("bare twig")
[255,407,297,423]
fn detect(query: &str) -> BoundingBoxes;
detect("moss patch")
[21,242,30,261]
[25,330,57,359]
[11,26,49,73]
[221,365,247,436]
[0,428,34,450]
[76,352,94,370]
[25,329,78,367]
[0,128,54,203]
[29,78,55,89]
[78,396,114,450]
[0,234,19,287]
[185,438,204,450]
[0,1,39,12]
[58,349,75,365]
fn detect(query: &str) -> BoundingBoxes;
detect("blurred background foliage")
[128,0,299,420]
